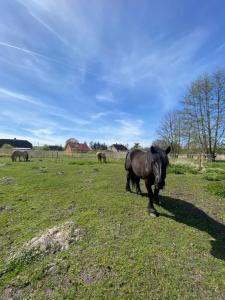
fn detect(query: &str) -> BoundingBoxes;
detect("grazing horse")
[11,150,29,162]
[125,145,171,217]
[96,152,107,163]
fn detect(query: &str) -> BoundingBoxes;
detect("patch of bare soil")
[39,166,48,173]
[54,171,64,176]
[79,266,112,285]
[1,176,15,185]
[8,221,84,266]
[0,206,5,213]
[51,205,77,220]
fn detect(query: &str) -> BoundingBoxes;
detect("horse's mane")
[146,146,169,166]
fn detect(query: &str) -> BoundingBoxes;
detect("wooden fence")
[0,149,127,160]
[0,149,224,161]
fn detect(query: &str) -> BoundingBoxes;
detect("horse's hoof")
[126,190,131,193]
[149,212,157,217]
[148,210,158,217]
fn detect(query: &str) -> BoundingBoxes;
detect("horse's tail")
[24,151,29,161]
[124,151,131,170]
[129,169,139,190]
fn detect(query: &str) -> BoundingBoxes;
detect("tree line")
[156,69,225,160]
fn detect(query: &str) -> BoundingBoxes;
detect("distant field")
[0,157,225,299]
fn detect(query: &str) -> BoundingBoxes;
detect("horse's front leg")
[145,179,158,217]
[153,187,161,205]
[125,171,131,192]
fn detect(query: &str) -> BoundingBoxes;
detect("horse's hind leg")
[153,187,161,205]
[145,179,158,217]
[125,171,131,192]
[136,178,142,195]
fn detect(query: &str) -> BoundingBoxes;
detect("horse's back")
[11,150,20,157]
[125,149,150,178]
[125,149,145,170]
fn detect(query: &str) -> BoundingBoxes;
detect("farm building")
[0,138,32,149]
[64,141,90,155]
[48,145,63,151]
[109,143,128,152]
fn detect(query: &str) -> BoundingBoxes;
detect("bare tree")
[182,70,225,161]
[157,70,225,160]
[157,110,182,156]
[65,138,78,148]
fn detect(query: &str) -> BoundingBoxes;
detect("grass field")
[0,157,225,299]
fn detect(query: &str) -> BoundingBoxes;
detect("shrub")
[204,173,225,181]
[68,160,98,165]
[205,168,225,174]
[1,144,12,149]
[168,164,197,175]
[207,182,225,198]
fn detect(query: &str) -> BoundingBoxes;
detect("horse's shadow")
[140,193,225,261]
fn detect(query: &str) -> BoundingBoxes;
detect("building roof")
[48,145,63,151]
[67,142,90,152]
[0,139,32,149]
[111,144,128,151]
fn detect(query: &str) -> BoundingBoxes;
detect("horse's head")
[150,145,171,189]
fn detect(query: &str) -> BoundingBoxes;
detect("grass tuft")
[168,164,198,175]
[207,182,225,197]
[203,173,225,181]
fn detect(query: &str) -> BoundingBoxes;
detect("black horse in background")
[11,150,29,162]
[125,146,171,217]
[97,152,107,163]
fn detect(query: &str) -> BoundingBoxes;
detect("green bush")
[204,173,225,181]
[68,160,98,165]
[1,144,12,149]
[205,168,225,174]
[205,162,225,169]
[207,182,225,198]
[168,164,197,175]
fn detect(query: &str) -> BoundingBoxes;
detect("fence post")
[198,153,202,171]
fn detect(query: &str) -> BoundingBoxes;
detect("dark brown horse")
[11,150,29,162]
[96,152,107,163]
[125,146,171,217]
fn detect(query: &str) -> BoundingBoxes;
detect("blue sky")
[0,0,225,147]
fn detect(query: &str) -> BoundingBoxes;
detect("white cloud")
[96,92,116,103]
[0,87,43,106]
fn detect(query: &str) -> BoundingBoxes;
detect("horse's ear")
[165,146,171,154]
[150,146,156,154]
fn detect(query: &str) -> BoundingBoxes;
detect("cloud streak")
[0,1,225,146]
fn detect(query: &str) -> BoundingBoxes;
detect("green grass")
[203,173,225,181]
[168,163,198,174]
[0,158,225,299]
[207,182,225,198]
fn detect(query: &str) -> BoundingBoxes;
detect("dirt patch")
[39,167,48,173]
[1,176,15,185]
[16,195,28,202]
[51,205,76,220]
[79,266,112,285]
[54,171,64,176]
[7,221,84,267]
[0,206,5,212]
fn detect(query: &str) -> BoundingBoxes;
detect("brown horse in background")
[96,152,107,163]
[11,150,29,162]
[125,146,171,217]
